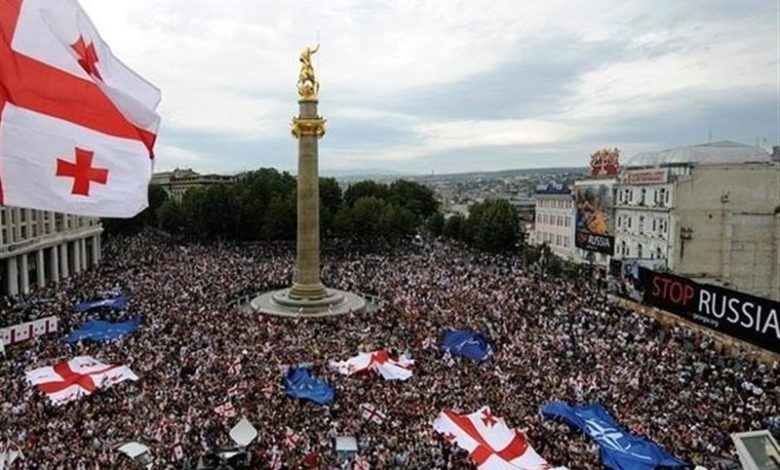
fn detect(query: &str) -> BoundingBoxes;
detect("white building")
[615,141,779,299]
[0,208,102,297]
[532,183,577,260]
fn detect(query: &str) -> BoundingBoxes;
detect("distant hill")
[325,166,587,183]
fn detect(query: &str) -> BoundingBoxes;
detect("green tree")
[443,213,467,240]
[157,199,185,235]
[262,195,296,240]
[427,212,445,236]
[388,180,438,219]
[319,177,342,235]
[466,199,520,252]
[343,181,390,207]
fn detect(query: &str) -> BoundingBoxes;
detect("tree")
[343,181,390,207]
[388,180,438,219]
[466,199,520,252]
[443,213,467,240]
[262,195,296,240]
[427,212,445,236]
[157,199,185,235]
[319,177,342,236]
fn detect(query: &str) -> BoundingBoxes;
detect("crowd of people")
[0,231,777,469]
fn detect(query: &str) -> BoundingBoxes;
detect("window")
[639,216,645,234]
[617,216,622,228]
[627,217,632,229]
[652,219,657,232]
[564,236,569,247]
[556,234,562,246]
[656,247,663,259]
[640,189,646,206]
[637,243,643,259]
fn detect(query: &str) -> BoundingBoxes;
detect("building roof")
[624,141,771,168]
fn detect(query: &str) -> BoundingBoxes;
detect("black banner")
[640,268,780,354]
[575,230,615,255]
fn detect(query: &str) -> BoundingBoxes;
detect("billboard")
[640,268,780,354]
[575,182,615,255]
[620,168,669,185]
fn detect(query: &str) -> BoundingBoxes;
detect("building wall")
[532,193,577,260]
[614,177,675,263]
[672,163,780,299]
[0,208,102,300]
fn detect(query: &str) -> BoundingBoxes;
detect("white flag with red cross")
[432,407,552,470]
[25,355,138,405]
[0,0,160,217]
[359,403,387,425]
[329,350,414,381]
[214,402,236,418]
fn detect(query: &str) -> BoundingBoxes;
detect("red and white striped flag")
[359,403,387,425]
[214,402,236,418]
[0,0,160,217]
[25,355,138,405]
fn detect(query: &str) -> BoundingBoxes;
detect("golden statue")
[297,44,319,100]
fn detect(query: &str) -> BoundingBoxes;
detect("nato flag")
[441,329,495,362]
[284,367,335,405]
[541,401,688,470]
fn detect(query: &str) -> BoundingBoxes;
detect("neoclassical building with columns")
[0,208,102,297]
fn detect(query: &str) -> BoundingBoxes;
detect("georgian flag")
[329,350,414,381]
[0,0,160,217]
[214,402,236,418]
[433,407,551,470]
[25,355,138,405]
[359,403,387,425]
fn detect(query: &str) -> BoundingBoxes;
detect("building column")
[36,249,45,288]
[80,238,88,270]
[50,245,60,284]
[72,240,81,274]
[60,242,69,279]
[92,235,101,267]
[19,253,29,294]
[6,256,19,297]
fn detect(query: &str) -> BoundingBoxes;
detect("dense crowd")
[0,231,777,469]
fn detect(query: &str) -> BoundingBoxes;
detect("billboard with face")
[575,182,615,255]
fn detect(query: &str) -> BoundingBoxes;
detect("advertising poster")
[575,183,615,255]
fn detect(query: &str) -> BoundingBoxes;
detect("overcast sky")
[80,0,779,175]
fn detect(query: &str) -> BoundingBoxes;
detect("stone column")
[92,235,101,267]
[60,242,69,279]
[36,249,45,288]
[80,238,88,270]
[50,245,60,284]
[289,99,327,300]
[72,240,81,274]
[19,253,29,294]
[6,256,18,297]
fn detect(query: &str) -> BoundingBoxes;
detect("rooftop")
[624,141,771,168]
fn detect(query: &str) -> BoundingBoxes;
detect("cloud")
[78,0,779,174]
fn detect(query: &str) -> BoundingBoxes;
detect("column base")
[250,287,366,317]
[288,282,329,300]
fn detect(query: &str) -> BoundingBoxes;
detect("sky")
[79,0,780,175]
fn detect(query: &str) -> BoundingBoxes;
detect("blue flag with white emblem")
[541,401,688,470]
[64,316,140,343]
[284,367,334,405]
[73,295,127,312]
[441,329,495,362]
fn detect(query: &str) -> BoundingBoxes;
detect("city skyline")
[80,0,780,174]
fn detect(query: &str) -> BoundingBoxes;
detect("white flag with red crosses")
[432,407,551,470]
[0,0,160,217]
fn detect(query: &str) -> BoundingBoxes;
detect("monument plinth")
[251,45,365,317]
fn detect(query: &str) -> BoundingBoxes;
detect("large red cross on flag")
[25,355,138,405]
[432,407,552,470]
[0,0,160,217]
